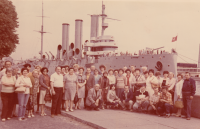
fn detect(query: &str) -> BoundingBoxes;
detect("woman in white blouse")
[167,72,176,101]
[107,69,116,88]
[15,68,32,121]
[174,74,184,117]
[146,69,158,97]
[155,71,163,89]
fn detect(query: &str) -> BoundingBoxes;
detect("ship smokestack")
[75,19,83,59]
[62,23,70,59]
[90,15,99,39]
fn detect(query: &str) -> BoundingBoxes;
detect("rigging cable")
[178,53,200,63]
[177,55,189,63]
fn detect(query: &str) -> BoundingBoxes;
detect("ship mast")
[101,1,107,36]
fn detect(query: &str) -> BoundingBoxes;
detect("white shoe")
[31,114,35,117]
[7,118,11,120]
[28,115,31,118]
[2,119,6,122]
[65,109,69,112]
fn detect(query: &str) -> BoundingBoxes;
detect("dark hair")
[55,66,61,70]
[185,72,190,75]
[68,67,74,71]
[149,69,154,74]
[177,73,183,78]
[163,71,169,75]
[108,69,114,73]
[144,71,149,74]
[94,69,99,73]
[155,71,161,76]
[41,67,49,74]
[125,69,131,73]
[64,65,69,69]
[5,61,12,65]
[61,66,66,69]
[135,68,140,72]
[78,67,84,71]
[110,84,115,89]
[5,68,13,74]
[114,69,118,72]
[124,85,129,88]
[118,68,124,73]
[21,67,29,74]
[103,71,108,76]
[23,63,31,68]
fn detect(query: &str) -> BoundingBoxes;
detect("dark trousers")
[89,99,103,110]
[1,92,14,119]
[182,95,192,118]
[106,101,119,106]
[157,103,173,115]
[51,87,63,115]
[84,90,88,108]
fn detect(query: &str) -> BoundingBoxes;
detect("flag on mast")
[172,35,178,42]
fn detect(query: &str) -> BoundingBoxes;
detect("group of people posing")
[0,62,196,122]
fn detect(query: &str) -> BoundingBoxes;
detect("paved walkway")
[0,108,94,129]
[46,103,199,129]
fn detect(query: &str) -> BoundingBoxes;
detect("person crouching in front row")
[119,85,133,111]
[157,86,173,118]
[148,87,160,114]
[133,85,149,113]
[85,84,102,111]
[106,84,121,109]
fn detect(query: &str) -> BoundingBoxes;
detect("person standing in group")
[63,68,78,112]
[107,69,116,89]
[130,65,135,77]
[73,64,79,75]
[76,67,86,110]
[161,71,169,88]
[39,67,50,116]
[116,69,126,98]
[113,69,119,77]
[65,65,69,74]
[15,68,32,121]
[99,65,106,76]
[174,74,184,117]
[61,66,67,76]
[50,66,64,118]
[12,66,20,117]
[155,71,163,90]
[141,66,148,76]
[98,71,109,109]
[1,68,16,122]
[146,69,158,97]
[84,68,95,108]
[94,69,101,85]
[166,72,176,102]
[132,69,146,101]
[124,69,134,91]
[144,71,149,80]
[122,66,127,76]
[35,65,42,76]
[0,61,12,80]
[182,72,196,120]
[90,65,95,75]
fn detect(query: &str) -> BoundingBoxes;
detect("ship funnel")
[75,19,83,59]
[57,45,62,59]
[90,15,99,39]
[62,23,70,59]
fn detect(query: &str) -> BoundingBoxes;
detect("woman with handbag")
[174,74,184,117]
[63,68,78,112]
[75,67,86,110]
[1,68,16,122]
[15,68,32,121]
[39,67,50,116]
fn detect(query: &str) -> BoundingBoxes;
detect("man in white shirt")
[50,66,64,118]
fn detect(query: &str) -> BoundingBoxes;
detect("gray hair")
[141,66,147,70]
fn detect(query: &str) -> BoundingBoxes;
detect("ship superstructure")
[14,2,177,76]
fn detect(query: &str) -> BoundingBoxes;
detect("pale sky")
[9,0,200,64]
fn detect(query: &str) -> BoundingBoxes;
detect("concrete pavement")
[46,102,200,129]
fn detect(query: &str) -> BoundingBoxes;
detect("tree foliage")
[0,0,19,59]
